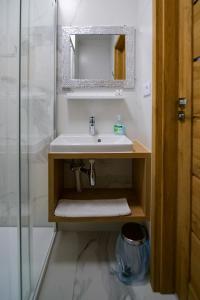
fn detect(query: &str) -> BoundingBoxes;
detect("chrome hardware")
[178,98,187,108]
[81,159,96,187]
[71,159,96,190]
[89,116,96,136]
[71,160,83,192]
[178,111,185,121]
[177,97,187,121]
[88,160,96,186]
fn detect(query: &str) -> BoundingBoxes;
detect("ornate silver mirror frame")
[62,26,136,89]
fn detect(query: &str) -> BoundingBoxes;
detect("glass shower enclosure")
[0,0,57,299]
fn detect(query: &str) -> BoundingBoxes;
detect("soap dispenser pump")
[113,115,125,135]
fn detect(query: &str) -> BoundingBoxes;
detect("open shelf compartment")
[48,141,151,222]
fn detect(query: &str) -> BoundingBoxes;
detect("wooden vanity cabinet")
[48,140,151,223]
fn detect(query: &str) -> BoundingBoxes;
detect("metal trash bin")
[115,222,150,284]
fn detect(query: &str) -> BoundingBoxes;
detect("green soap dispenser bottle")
[113,115,125,135]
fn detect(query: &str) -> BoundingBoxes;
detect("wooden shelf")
[49,188,147,223]
[67,92,125,100]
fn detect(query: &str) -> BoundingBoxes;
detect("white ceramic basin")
[50,134,133,153]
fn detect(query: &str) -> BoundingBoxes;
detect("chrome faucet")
[89,116,95,136]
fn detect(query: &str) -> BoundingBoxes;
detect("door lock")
[177,98,187,121]
[177,111,185,121]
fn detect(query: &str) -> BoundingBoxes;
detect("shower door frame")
[18,0,58,299]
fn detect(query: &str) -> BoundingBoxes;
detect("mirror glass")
[69,34,126,80]
[62,26,135,88]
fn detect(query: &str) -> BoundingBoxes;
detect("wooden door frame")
[114,35,126,80]
[176,1,192,299]
[151,0,192,296]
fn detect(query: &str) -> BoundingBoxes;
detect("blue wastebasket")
[115,222,150,285]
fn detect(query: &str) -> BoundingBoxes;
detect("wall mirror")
[62,26,136,88]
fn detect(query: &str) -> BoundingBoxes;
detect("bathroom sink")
[50,134,133,153]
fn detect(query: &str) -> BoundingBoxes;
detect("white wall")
[134,0,152,149]
[57,0,152,149]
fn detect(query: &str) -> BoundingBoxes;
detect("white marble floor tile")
[38,231,178,300]
[32,227,54,287]
[0,227,55,300]
[0,227,19,300]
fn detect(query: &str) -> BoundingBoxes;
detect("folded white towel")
[54,198,131,217]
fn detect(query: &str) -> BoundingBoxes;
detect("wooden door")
[152,0,200,297]
[176,1,200,300]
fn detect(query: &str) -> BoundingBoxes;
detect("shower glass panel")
[0,1,21,299]
[20,0,56,299]
[0,0,56,299]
